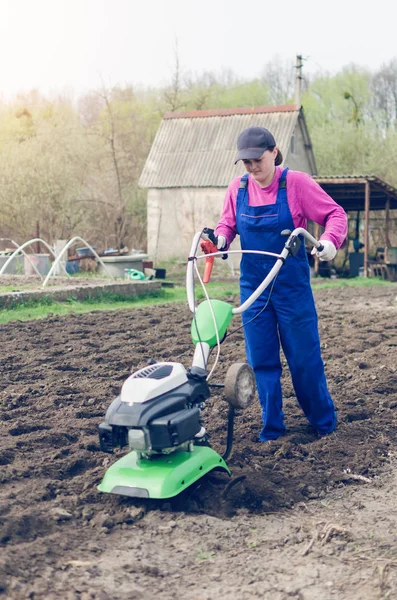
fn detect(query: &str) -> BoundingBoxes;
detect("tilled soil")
[1,283,397,599]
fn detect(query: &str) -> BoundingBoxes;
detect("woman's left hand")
[311,240,337,261]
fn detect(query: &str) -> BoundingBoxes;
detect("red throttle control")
[200,240,218,283]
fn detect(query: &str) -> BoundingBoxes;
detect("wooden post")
[364,181,370,277]
[36,221,41,254]
[385,195,391,263]
[295,55,303,107]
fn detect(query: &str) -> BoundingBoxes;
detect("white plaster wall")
[284,123,314,174]
[147,187,242,265]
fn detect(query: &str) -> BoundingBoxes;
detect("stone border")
[0,280,162,309]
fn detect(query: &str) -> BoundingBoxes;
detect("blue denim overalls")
[236,169,336,441]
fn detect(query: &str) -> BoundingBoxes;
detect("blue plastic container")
[66,260,79,274]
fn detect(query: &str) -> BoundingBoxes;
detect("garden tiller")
[97,227,324,499]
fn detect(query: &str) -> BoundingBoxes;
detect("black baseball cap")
[235,127,276,164]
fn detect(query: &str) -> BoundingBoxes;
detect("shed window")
[290,135,295,154]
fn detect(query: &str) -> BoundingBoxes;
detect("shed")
[312,175,397,279]
[139,105,315,261]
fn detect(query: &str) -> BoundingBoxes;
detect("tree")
[0,97,92,243]
[162,39,187,113]
[79,85,160,250]
[260,55,296,105]
[370,58,397,131]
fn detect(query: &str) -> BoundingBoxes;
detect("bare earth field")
[1,283,397,599]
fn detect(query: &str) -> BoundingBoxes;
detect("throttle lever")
[202,227,228,260]
[202,227,218,245]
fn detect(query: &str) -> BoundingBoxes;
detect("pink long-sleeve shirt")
[215,167,348,249]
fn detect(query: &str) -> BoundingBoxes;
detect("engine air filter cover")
[121,362,188,405]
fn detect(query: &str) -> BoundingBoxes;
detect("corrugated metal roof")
[315,173,397,190]
[314,174,397,211]
[139,105,302,188]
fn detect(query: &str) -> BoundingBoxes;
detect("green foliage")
[304,67,371,127]
[159,68,272,112]
[192,79,271,110]
[0,87,160,251]
[311,277,393,289]
[303,68,371,174]
[0,97,89,241]
[2,57,397,249]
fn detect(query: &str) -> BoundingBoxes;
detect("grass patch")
[310,277,394,289]
[0,276,393,325]
[0,282,239,324]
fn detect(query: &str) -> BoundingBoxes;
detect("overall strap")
[239,173,249,187]
[278,168,289,190]
[237,173,249,205]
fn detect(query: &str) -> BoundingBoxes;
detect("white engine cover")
[120,362,188,405]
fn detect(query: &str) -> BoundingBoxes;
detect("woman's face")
[242,148,278,186]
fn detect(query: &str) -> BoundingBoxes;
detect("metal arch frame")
[0,238,69,279]
[42,236,114,287]
[1,236,116,286]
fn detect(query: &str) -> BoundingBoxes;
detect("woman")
[215,126,347,442]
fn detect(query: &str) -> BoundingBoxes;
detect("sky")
[0,0,396,100]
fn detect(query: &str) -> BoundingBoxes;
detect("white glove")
[217,235,227,251]
[311,240,337,262]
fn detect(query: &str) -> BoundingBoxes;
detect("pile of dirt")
[0,284,396,598]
